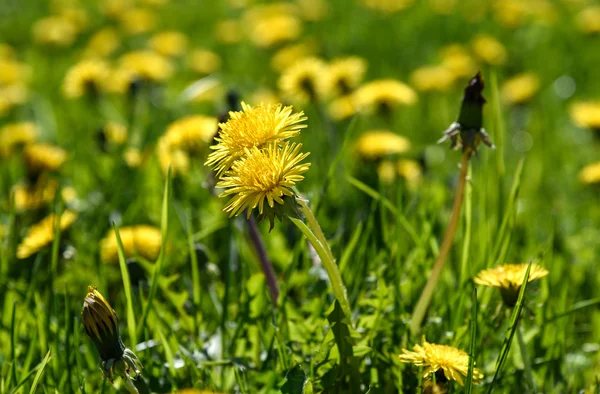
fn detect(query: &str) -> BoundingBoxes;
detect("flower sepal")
[256,193,303,232]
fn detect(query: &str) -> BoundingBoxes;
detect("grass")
[1,0,600,393]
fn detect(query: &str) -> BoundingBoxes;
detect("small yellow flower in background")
[474,263,549,306]
[23,143,67,177]
[355,130,411,159]
[0,43,15,59]
[100,225,162,264]
[188,49,222,75]
[579,162,600,185]
[216,142,310,218]
[410,65,456,92]
[206,102,306,175]
[399,338,483,387]
[576,6,600,34]
[84,27,120,58]
[124,147,143,168]
[101,0,134,18]
[214,19,243,45]
[249,89,280,106]
[353,79,417,114]
[0,84,29,116]
[278,57,331,104]
[501,72,540,105]
[570,102,600,130]
[0,59,31,86]
[11,177,58,211]
[58,7,90,31]
[398,159,422,188]
[328,57,367,97]
[104,122,128,146]
[440,44,478,79]
[328,95,357,120]
[17,210,77,259]
[248,14,302,48]
[63,59,111,98]
[297,0,330,21]
[118,8,156,35]
[149,31,189,57]
[0,122,37,157]
[119,51,173,83]
[271,40,319,72]
[471,34,508,66]
[377,160,396,184]
[358,0,414,13]
[32,16,78,47]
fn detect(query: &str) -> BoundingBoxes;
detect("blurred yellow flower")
[62,59,111,98]
[101,0,134,18]
[149,31,189,57]
[119,8,156,35]
[124,147,143,168]
[570,102,600,129]
[328,95,357,120]
[399,338,483,386]
[104,122,128,145]
[188,49,222,74]
[0,59,31,86]
[328,57,367,97]
[352,79,417,114]
[278,57,330,104]
[0,43,15,59]
[100,225,162,264]
[84,28,120,58]
[12,177,58,211]
[397,159,422,187]
[579,162,600,185]
[501,72,540,104]
[0,122,37,157]
[214,19,243,44]
[410,65,456,92]
[0,84,29,116]
[216,142,310,218]
[32,16,78,47]
[296,0,330,21]
[475,263,548,306]
[249,14,302,48]
[24,143,68,176]
[576,6,600,34]
[59,7,89,31]
[206,102,306,175]
[440,44,478,79]
[377,160,396,184]
[358,0,414,13]
[355,130,411,159]
[271,41,318,72]
[471,34,507,65]
[119,51,173,83]
[17,210,77,259]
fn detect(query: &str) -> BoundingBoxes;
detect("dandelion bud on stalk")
[82,286,142,383]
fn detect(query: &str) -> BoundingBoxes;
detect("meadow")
[1,0,600,393]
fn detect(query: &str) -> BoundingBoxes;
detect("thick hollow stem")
[247,216,279,305]
[290,200,352,319]
[410,152,471,334]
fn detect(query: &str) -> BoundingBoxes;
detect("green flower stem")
[410,151,471,334]
[290,200,351,319]
[517,321,537,393]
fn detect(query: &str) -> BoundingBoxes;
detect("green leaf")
[465,286,478,394]
[29,350,52,394]
[280,363,307,394]
[112,222,138,346]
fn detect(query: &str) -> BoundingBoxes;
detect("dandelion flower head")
[410,65,456,92]
[328,56,367,97]
[17,210,77,259]
[278,57,331,104]
[471,34,507,66]
[501,72,540,105]
[570,102,600,130]
[579,161,600,185]
[0,122,37,157]
[149,31,189,57]
[475,263,548,305]
[100,225,162,264]
[352,79,417,113]
[24,143,67,176]
[63,59,111,98]
[355,130,411,159]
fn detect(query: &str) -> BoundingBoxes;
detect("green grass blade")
[112,222,138,346]
[29,350,52,394]
[487,262,532,394]
[465,286,477,394]
[339,221,363,274]
[157,328,177,377]
[137,166,172,337]
[186,208,201,334]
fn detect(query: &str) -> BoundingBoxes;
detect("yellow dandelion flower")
[570,101,600,130]
[11,177,59,211]
[271,40,318,72]
[579,161,600,185]
[377,160,396,184]
[216,142,310,218]
[501,72,540,105]
[249,14,302,48]
[124,147,143,168]
[188,49,222,74]
[358,0,414,13]
[475,263,548,306]
[0,59,31,86]
[355,130,411,159]
[577,6,600,34]
[328,95,357,120]
[59,7,89,31]
[410,65,456,92]
[278,57,330,104]
[399,338,483,386]
[214,19,243,45]
[84,27,120,58]
[100,225,162,264]
[24,143,67,176]
[119,50,173,82]
[101,0,134,18]
[81,286,122,358]
[471,34,507,66]
[17,210,77,259]
[440,44,478,79]
[328,57,367,97]
[0,122,37,157]
[352,79,417,114]
[297,0,330,21]
[149,31,189,57]
[157,142,190,176]
[32,16,78,47]
[0,43,15,59]
[63,59,111,98]
[206,102,306,175]
[0,84,29,115]
[104,122,128,145]
[397,159,422,188]
[119,8,156,35]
